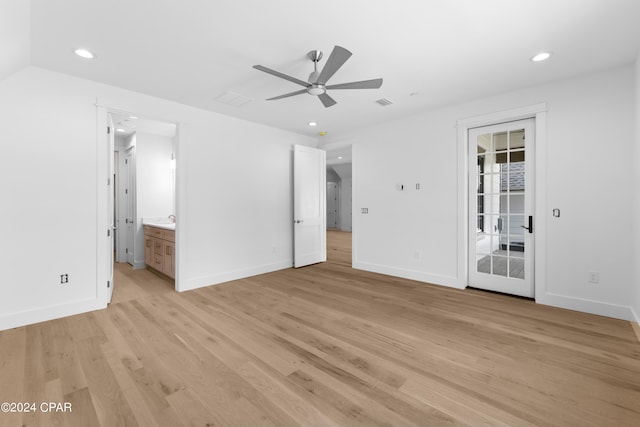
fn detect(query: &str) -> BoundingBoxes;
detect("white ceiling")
[22,0,640,145]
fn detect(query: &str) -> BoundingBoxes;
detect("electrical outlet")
[588,272,599,283]
[60,274,69,284]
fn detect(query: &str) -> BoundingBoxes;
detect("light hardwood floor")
[1,230,639,426]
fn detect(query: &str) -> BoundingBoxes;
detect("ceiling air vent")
[374,98,393,106]
[213,91,253,107]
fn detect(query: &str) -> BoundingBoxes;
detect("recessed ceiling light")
[116,128,126,133]
[74,48,95,59]
[530,52,552,62]
[308,122,317,127]
[338,156,343,159]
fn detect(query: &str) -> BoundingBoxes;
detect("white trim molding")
[0,298,106,331]
[179,260,293,292]
[631,307,640,343]
[352,261,463,289]
[456,103,548,300]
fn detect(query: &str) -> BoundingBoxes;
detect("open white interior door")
[107,115,115,303]
[294,145,326,267]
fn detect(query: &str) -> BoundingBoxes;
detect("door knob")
[294,219,304,224]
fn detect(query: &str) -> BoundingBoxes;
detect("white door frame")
[115,147,126,262]
[97,106,183,305]
[124,146,136,265]
[468,119,534,297]
[456,103,547,301]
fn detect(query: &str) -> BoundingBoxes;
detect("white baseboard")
[537,292,633,321]
[352,261,464,289]
[631,307,640,343]
[131,260,146,270]
[0,297,106,331]
[178,260,293,292]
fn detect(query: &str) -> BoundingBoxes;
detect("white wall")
[0,0,30,81]
[327,168,340,182]
[351,64,636,320]
[0,67,103,328]
[134,132,174,268]
[332,163,353,232]
[340,178,352,232]
[0,66,314,330]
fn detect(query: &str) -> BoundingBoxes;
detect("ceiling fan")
[253,45,383,108]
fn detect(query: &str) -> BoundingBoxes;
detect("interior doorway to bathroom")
[108,111,178,301]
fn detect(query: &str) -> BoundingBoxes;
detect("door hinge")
[126,248,128,254]
[107,177,111,186]
[107,229,111,237]
[125,189,128,194]
[107,126,111,134]
[125,159,128,164]
[107,280,111,288]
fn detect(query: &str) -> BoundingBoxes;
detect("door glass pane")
[509,194,524,213]
[477,133,491,153]
[508,255,524,279]
[477,214,497,234]
[510,151,525,163]
[492,255,508,277]
[510,215,525,236]
[472,124,529,285]
[509,171,525,191]
[477,257,491,275]
[509,129,525,149]
[485,214,498,235]
[476,234,492,256]
[494,132,508,152]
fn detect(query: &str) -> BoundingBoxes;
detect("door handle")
[294,219,304,224]
[520,216,533,233]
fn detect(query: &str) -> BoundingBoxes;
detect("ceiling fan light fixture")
[307,84,326,96]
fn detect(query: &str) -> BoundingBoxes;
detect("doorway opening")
[108,111,178,302]
[325,145,352,232]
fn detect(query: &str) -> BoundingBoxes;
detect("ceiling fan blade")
[326,78,383,90]
[266,89,307,101]
[318,93,337,108]
[315,45,352,85]
[253,65,309,87]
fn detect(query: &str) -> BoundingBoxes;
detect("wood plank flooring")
[1,230,639,426]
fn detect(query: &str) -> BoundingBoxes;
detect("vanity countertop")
[143,222,175,231]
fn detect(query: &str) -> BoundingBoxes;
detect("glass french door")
[468,119,534,297]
